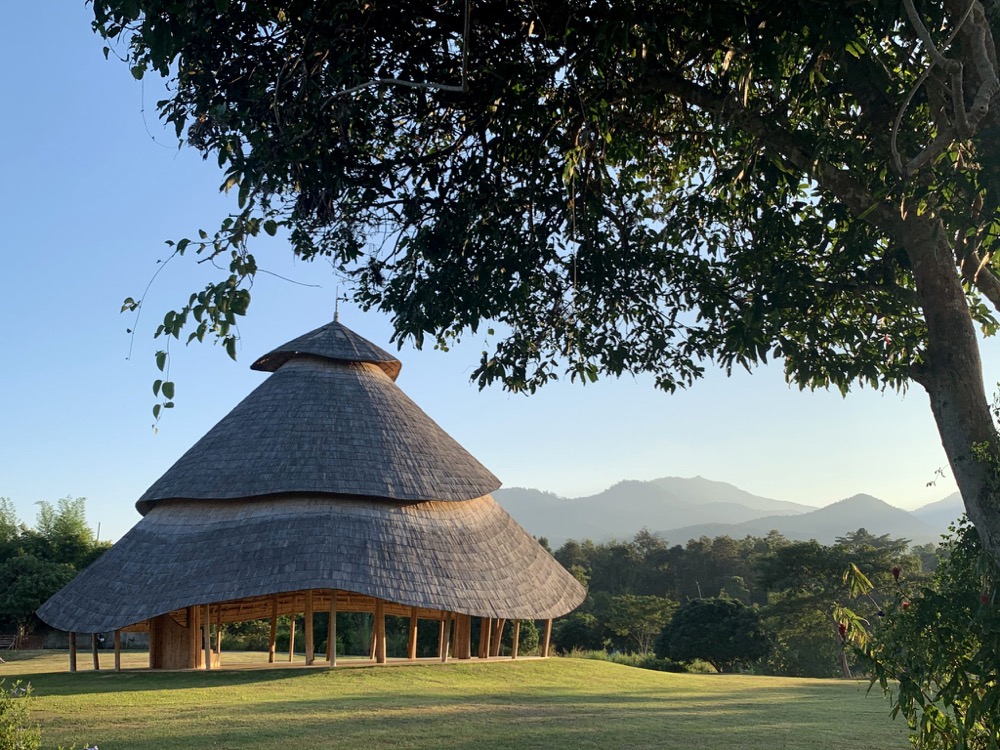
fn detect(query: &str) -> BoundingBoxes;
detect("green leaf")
[153,404,162,420]
[155,350,167,372]
[153,379,163,397]
[162,381,175,400]
[263,220,278,237]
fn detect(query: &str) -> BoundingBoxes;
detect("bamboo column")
[92,634,100,671]
[215,605,222,662]
[68,632,77,672]
[511,621,521,660]
[374,599,387,664]
[438,613,451,663]
[288,615,296,662]
[369,623,377,660]
[268,595,278,664]
[327,589,337,668]
[407,608,418,660]
[114,630,122,672]
[541,619,553,658]
[490,619,505,657]
[457,614,472,660]
[304,590,315,665]
[478,618,492,659]
[203,604,213,670]
[187,606,199,669]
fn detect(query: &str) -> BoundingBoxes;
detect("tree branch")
[962,250,1000,311]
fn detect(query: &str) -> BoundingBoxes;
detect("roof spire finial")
[334,290,340,323]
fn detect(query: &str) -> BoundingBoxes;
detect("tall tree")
[92,1,1000,557]
[656,597,771,673]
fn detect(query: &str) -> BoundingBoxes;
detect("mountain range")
[493,476,965,548]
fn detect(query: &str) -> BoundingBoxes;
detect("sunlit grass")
[2,651,907,750]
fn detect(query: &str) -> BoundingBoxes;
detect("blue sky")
[0,4,983,542]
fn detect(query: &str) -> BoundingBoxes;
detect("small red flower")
[891,566,901,581]
[901,600,910,610]
[838,622,848,638]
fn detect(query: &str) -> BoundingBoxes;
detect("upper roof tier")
[137,321,500,513]
[251,318,402,380]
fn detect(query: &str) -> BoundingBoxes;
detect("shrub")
[657,598,771,673]
[0,681,40,750]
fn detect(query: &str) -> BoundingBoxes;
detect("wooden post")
[328,590,337,668]
[215,605,222,663]
[114,630,122,672]
[374,599,387,664]
[491,619,505,657]
[541,619,553,658]
[440,614,452,663]
[268,595,278,664]
[92,633,100,671]
[479,618,492,659]
[304,590,315,665]
[288,615,296,662]
[68,632,77,673]
[369,621,377,660]
[187,606,199,669]
[458,614,472,660]
[203,605,213,670]
[407,608,418,660]
[511,621,521,660]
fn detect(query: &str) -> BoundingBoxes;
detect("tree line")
[545,526,939,677]
[0,497,952,677]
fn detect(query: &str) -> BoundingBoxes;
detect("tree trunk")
[905,212,1000,557]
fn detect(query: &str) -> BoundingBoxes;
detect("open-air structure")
[37,319,585,670]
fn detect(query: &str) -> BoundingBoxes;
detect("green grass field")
[2,651,909,750]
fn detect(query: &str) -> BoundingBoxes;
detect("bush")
[567,648,690,673]
[0,681,40,750]
[656,598,771,673]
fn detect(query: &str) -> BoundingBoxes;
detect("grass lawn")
[2,651,909,750]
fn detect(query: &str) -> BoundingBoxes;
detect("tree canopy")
[0,498,109,635]
[91,1,1000,555]
[656,597,771,673]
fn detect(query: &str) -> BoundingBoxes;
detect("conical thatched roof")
[251,318,402,379]
[137,326,500,513]
[38,319,585,636]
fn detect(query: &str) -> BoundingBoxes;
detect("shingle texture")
[37,495,586,633]
[137,358,500,512]
[251,318,402,379]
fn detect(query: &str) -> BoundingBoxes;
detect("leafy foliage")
[0,499,110,635]
[0,681,40,750]
[656,597,771,673]
[605,595,677,654]
[756,530,922,677]
[552,526,932,675]
[89,0,1000,397]
[864,518,1000,750]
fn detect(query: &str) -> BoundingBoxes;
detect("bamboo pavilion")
[37,319,585,670]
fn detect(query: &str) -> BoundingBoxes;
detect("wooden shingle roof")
[37,495,586,633]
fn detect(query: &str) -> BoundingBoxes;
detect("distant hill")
[495,478,954,548]
[913,492,965,530]
[495,476,812,547]
[656,494,941,546]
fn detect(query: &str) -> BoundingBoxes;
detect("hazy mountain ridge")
[494,477,962,548]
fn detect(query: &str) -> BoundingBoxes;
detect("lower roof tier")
[37,494,586,634]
